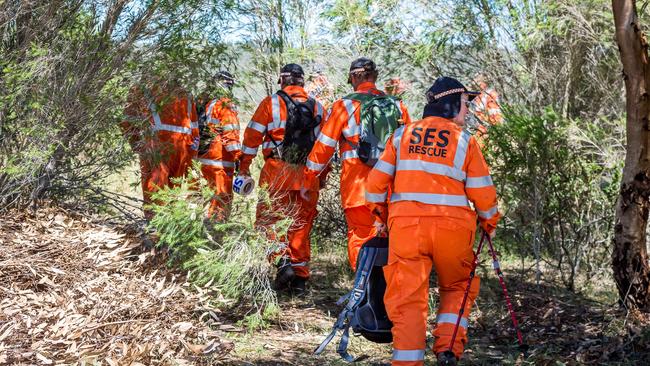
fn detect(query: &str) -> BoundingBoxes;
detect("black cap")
[216,70,235,86]
[349,57,376,73]
[423,77,480,119]
[426,76,479,102]
[280,63,304,77]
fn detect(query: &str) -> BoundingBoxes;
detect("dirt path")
[2,209,649,365]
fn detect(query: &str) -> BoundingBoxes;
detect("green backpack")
[344,92,402,166]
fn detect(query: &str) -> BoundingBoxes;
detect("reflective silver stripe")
[365,191,387,203]
[187,97,193,120]
[208,118,221,125]
[437,313,468,329]
[190,121,199,129]
[248,121,266,133]
[206,99,218,121]
[242,145,258,155]
[453,130,471,170]
[150,102,193,135]
[291,262,308,267]
[391,192,469,207]
[393,126,404,163]
[152,124,193,134]
[316,102,324,118]
[306,159,326,171]
[262,141,280,149]
[317,133,337,148]
[488,108,501,116]
[196,158,235,168]
[225,143,241,152]
[397,160,466,182]
[341,150,359,160]
[342,99,359,138]
[313,124,321,137]
[270,94,285,130]
[466,175,493,188]
[477,205,499,220]
[374,160,395,176]
[222,124,240,131]
[392,349,425,361]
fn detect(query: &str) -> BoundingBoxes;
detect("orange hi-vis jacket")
[365,116,500,233]
[197,97,242,172]
[303,82,411,209]
[240,85,325,191]
[122,88,199,152]
[474,87,503,130]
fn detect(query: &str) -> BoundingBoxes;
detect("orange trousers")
[384,216,478,365]
[344,206,376,271]
[140,139,194,220]
[201,165,234,221]
[256,190,319,279]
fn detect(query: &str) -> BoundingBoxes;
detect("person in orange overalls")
[301,57,411,271]
[122,79,199,220]
[239,64,326,295]
[196,71,241,221]
[385,77,408,97]
[365,77,501,366]
[472,74,503,144]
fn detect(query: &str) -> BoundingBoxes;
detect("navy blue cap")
[423,77,479,119]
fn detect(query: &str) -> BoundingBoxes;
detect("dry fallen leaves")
[0,208,233,365]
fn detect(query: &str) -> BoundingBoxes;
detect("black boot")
[273,257,295,291]
[290,276,308,297]
[437,351,457,366]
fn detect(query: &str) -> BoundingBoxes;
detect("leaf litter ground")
[1,208,649,365]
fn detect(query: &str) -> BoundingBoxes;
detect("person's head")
[278,63,305,88]
[348,57,378,90]
[385,77,407,96]
[423,76,480,126]
[215,70,235,91]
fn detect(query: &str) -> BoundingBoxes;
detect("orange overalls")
[303,81,411,270]
[365,116,501,364]
[123,88,199,219]
[197,98,242,220]
[473,87,503,145]
[239,86,325,279]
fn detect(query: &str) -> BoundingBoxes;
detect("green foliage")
[484,107,623,290]
[146,166,290,328]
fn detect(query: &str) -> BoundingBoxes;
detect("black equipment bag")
[271,90,321,164]
[314,237,392,362]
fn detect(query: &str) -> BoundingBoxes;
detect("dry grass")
[0,208,234,365]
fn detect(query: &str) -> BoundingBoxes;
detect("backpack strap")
[314,246,378,362]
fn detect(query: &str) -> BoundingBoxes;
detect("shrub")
[484,107,623,290]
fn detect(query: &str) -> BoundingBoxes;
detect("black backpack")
[314,237,392,362]
[270,90,321,164]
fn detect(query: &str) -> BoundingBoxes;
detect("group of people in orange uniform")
[122,58,503,365]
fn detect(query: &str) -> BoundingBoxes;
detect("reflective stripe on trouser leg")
[344,206,375,271]
[430,217,479,358]
[385,216,432,366]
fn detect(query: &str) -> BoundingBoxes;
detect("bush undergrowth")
[147,165,291,329]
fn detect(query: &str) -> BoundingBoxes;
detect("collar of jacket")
[281,85,308,99]
[419,116,457,126]
[354,81,380,94]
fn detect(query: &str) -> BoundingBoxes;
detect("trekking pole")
[484,233,528,352]
[446,231,487,356]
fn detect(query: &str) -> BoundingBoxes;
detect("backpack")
[271,90,321,164]
[197,101,215,156]
[344,92,402,166]
[314,237,392,362]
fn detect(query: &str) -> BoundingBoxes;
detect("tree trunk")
[611,0,650,312]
